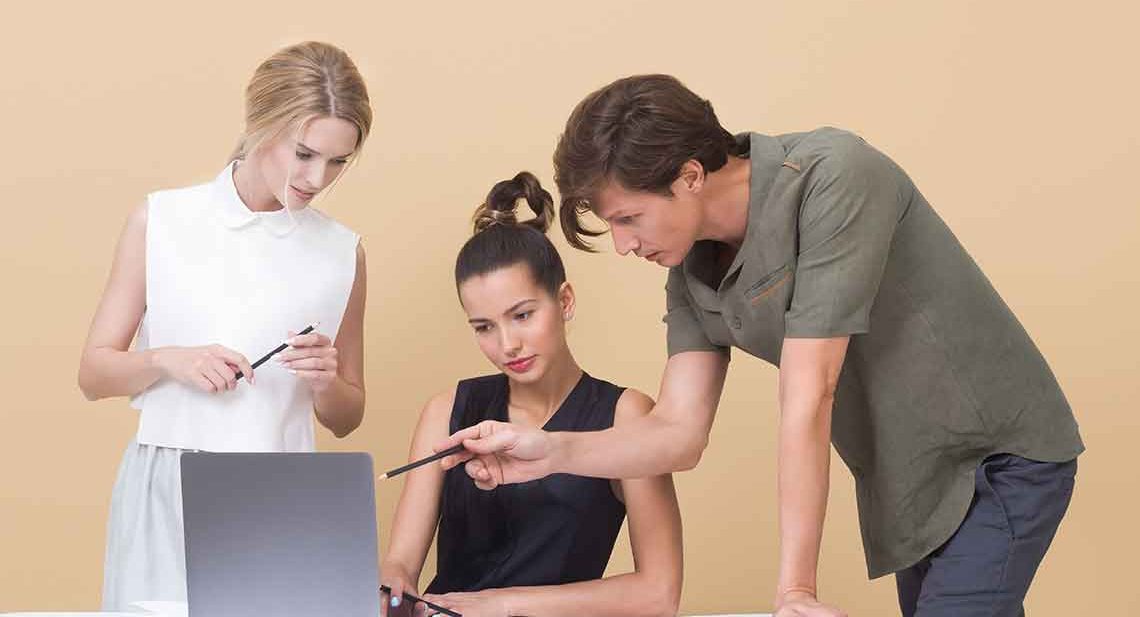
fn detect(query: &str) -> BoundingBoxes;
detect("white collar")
[214,161,310,237]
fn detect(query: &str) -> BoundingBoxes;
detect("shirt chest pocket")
[733,263,795,363]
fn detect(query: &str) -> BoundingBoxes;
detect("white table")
[6,607,769,617]
[4,602,186,617]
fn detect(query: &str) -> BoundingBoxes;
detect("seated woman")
[380,172,683,617]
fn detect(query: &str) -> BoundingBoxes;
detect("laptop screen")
[181,452,380,617]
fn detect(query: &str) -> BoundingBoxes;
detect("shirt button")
[731,316,742,329]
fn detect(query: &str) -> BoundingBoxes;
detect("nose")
[498,325,521,357]
[612,226,640,256]
[305,160,327,191]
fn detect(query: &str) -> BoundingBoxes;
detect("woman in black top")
[379,172,683,617]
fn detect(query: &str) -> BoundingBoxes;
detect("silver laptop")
[181,452,380,617]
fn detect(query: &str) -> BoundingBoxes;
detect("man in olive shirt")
[439,75,1083,616]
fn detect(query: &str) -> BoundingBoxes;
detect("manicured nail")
[390,596,401,607]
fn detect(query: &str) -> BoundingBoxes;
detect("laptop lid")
[181,452,379,617]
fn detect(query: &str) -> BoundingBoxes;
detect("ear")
[557,281,576,321]
[676,159,706,194]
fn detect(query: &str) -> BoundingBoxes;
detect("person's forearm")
[503,571,680,617]
[78,346,165,401]
[379,556,421,586]
[314,377,364,438]
[775,390,833,601]
[551,410,707,479]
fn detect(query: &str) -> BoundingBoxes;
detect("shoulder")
[144,178,216,227]
[786,126,896,179]
[792,126,867,156]
[147,178,214,209]
[614,387,655,427]
[125,198,150,235]
[424,375,503,420]
[353,241,366,276]
[420,385,458,426]
[307,207,361,244]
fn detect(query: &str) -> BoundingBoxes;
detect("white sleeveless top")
[131,162,359,452]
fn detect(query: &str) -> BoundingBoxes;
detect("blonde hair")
[231,41,372,162]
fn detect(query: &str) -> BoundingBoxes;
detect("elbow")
[322,390,365,438]
[331,418,361,439]
[77,366,101,402]
[331,409,364,439]
[639,576,682,617]
[675,433,709,472]
[659,583,682,617]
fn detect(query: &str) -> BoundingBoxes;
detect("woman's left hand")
[277,331,339,394]
[422,589,510,617]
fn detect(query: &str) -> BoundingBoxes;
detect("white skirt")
[101,440,193,611]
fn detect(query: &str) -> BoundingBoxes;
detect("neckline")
[215,160,309,236]
[681,132,787,305]
[495,371,590,431]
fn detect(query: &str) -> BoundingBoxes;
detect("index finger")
[433,425,482,454]
[439,450,474,471]
[212,346,255,383]
[288,332,330,348]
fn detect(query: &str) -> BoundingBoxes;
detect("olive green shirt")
[664,128,1084,577]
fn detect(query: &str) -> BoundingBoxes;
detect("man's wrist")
[775,585,817,607]
[547,430,572,476]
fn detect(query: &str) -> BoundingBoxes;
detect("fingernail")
[390,596,401,608]
[289,369,297,375]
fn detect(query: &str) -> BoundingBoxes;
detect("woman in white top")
[77,41,372,610]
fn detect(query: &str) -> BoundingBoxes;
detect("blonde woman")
[78,41,372,610]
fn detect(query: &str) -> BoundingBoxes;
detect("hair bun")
[472,172,554,235]
[473,206,518,233]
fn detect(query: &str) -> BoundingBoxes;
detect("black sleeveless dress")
[425,372,627,593]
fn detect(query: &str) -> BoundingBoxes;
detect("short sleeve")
[784,135,909,338]
[663,266,729,356]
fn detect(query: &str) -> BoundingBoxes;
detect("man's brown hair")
[553,74,744,250]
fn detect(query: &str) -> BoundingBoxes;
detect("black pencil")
[379,584,462,616]
[235,324,316,381]
[377,445,466,481]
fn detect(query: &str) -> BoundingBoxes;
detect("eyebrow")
[596,204,626,221]
[467,299,538,324]
[297,142,353,160]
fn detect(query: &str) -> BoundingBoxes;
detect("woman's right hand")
[152,345,255,392]
[380,563,420,617]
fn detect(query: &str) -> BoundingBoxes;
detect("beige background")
[2,1,1138,614]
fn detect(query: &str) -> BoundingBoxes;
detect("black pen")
[235,323,317,381]
[377,445,466,481]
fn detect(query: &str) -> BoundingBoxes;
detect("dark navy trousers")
[896,454,1077,616]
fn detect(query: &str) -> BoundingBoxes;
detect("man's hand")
[435,420,558,490]
[775,590,847,617]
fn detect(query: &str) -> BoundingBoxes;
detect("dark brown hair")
[455,172,567,298]
[553,74,745,250]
